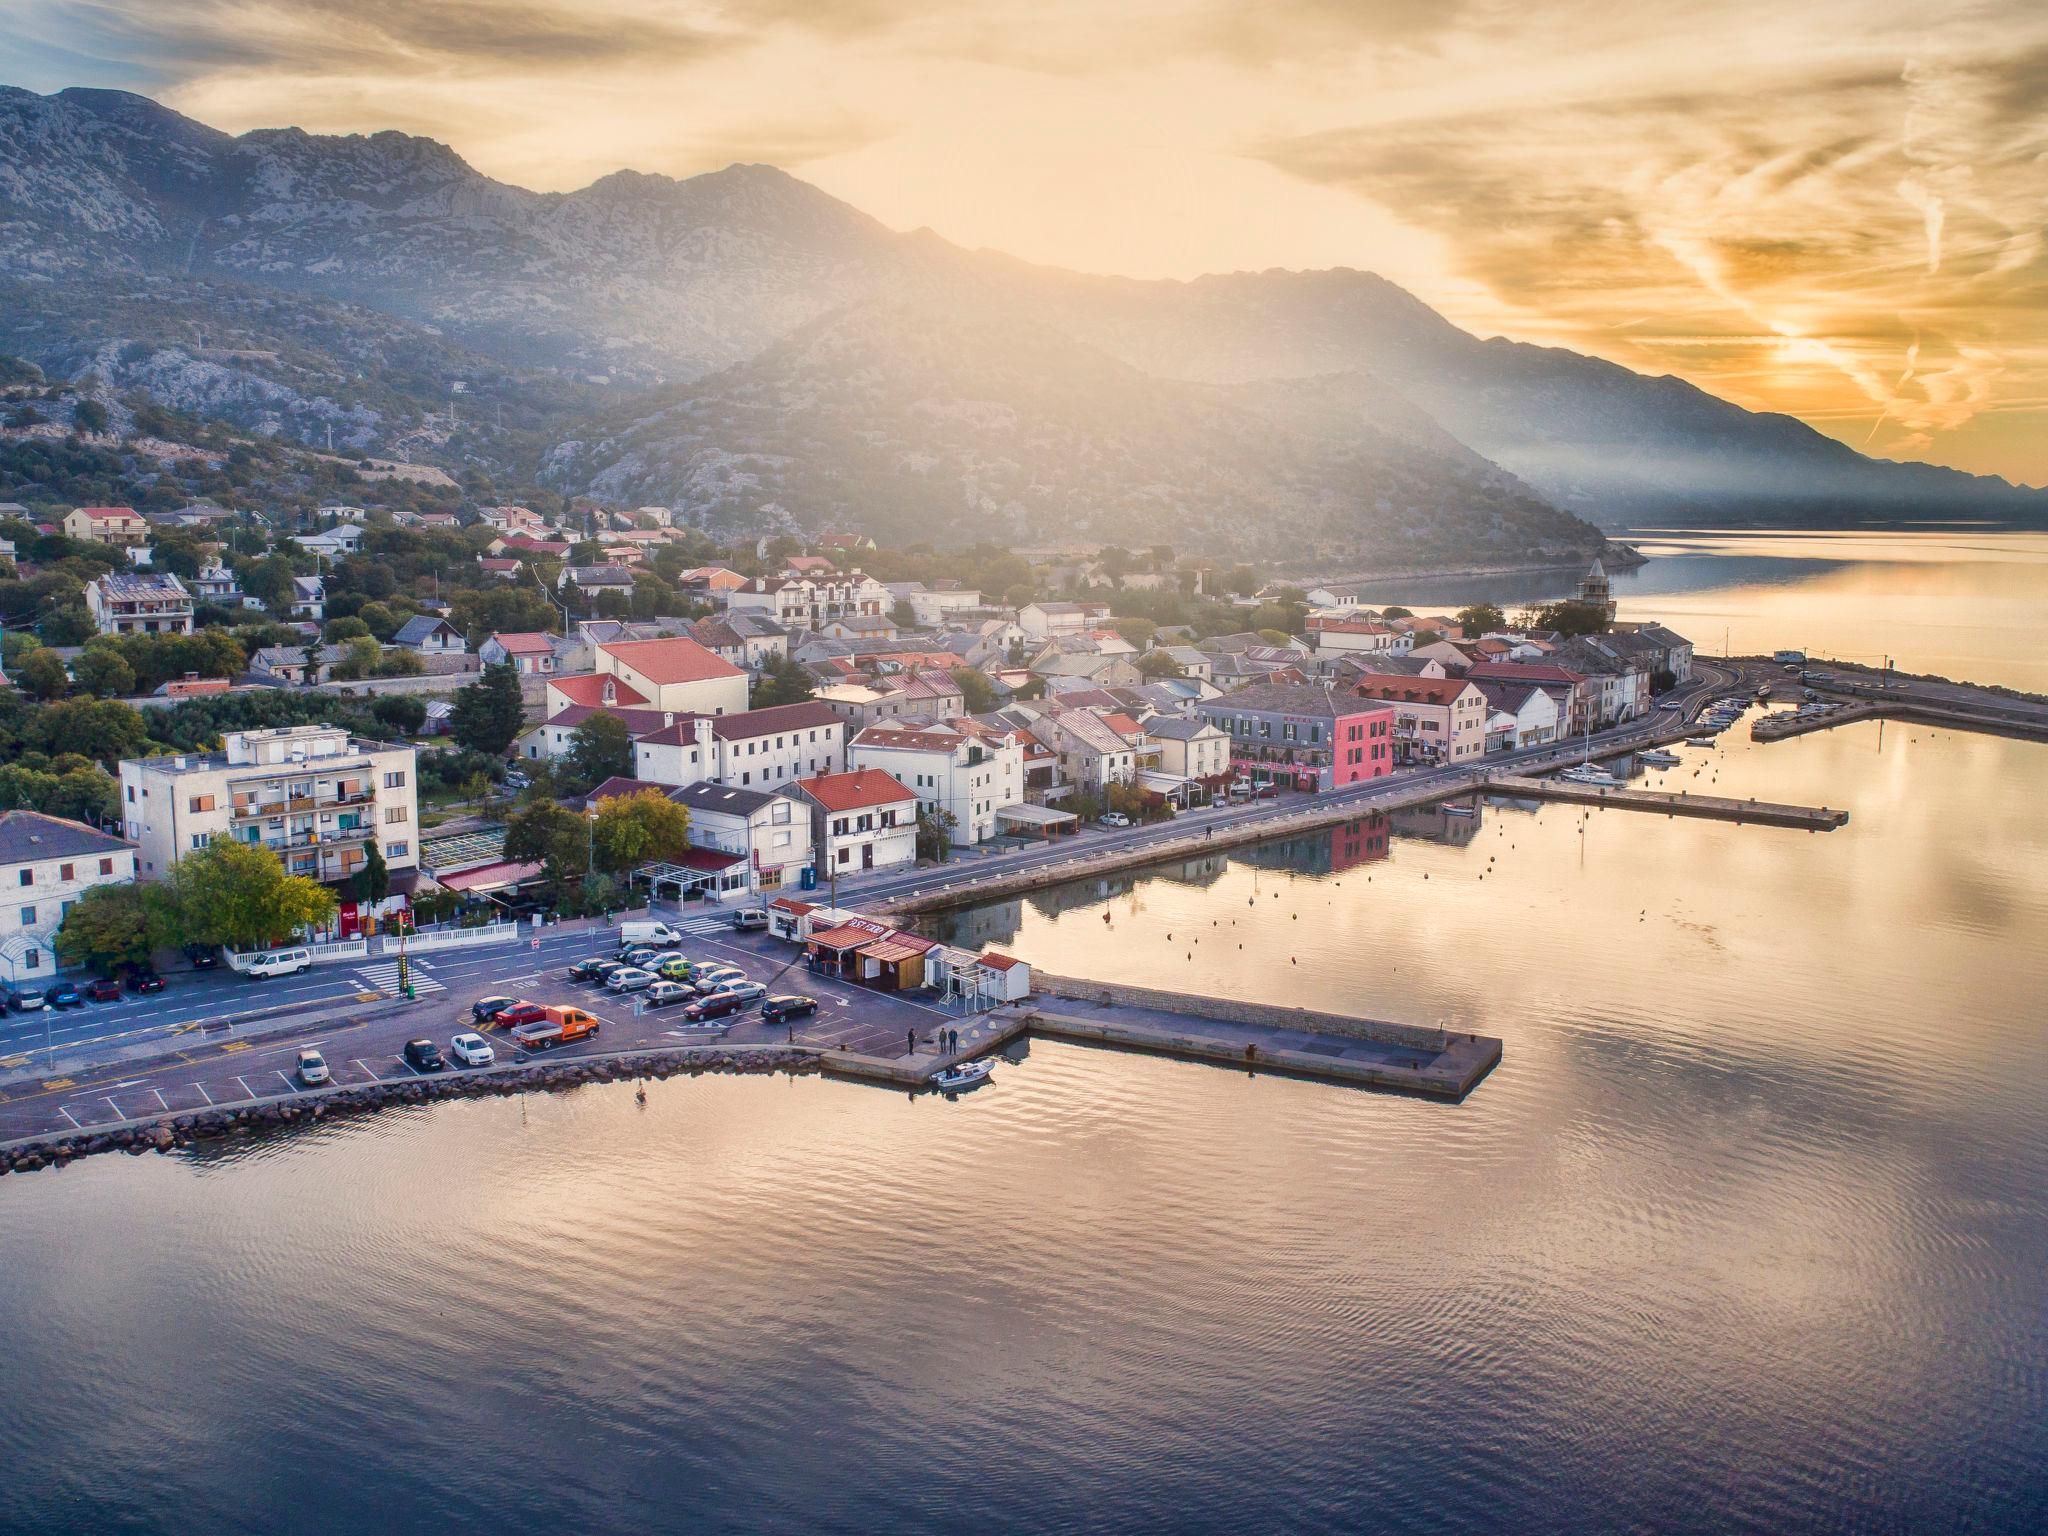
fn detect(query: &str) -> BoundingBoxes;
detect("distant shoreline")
[1280,542,1645,596]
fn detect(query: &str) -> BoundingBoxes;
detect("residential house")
[391,615,467,654]
[297,524,364,561]
[1193,683,1396,792]
[1474,681,1562,752]
[906,587,983,627]
[479,631,558,675]
[1549,636,1654,726]
[785,554,837,576]
[787,769,918,876]
[817,532,875,555]
[0,812,138,984]
[289,575,325,622]
[1017,600,1111,640]
[1346,676,1491,765]
[119,726,420,891]
[848,722,1023,846]
[815,673,966,731]
[1026,706,1138,792]
[1156,646,1213,683]
[1307,616,1414,656]
[1303,585,1366,611]
[818,613,899,643]
[728,572,891,632]
[590,635,750,715]
[477,505,547,533]
[678,565,749,595]
[1031,652,1142,691]
[688,614,788,670]
[634,701,847,792]
[662,781,814,901]
[558,565,637,602]
[62,505,149,547]
[1611,621,1696,684]
[1141,715,1233,794]
[190,559,255,608]
[85,571,194,636]
[1466,661,1594,737]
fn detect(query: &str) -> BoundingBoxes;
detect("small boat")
[934,1059,994,1092]
[1441,801,1477,817]
[1686,735,1719,747]
[1559,765,1624,788]
[1637,749,1680,768]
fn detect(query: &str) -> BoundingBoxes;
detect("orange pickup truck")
[509,1005,601,1051]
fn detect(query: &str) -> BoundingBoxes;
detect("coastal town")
[0,488,2041,1163]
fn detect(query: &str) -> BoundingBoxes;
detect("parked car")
[1098,812,1132,828]
[509,1007,600,1051]
[761,994,818,1024]
[9,984,46,1011]
[448,1032,495,1068]
[568,956,624,983]
[643,981,694,1009]
[731,909,770,932]
[616,945,664,968]
[692,964,746,995]
[619,920,684,948]
[86,976,124,1002]
[656,956,698,983]
[297,1048,331,1086]
[125,969,166,994]
[607,966,657,993]
[240,946,312,979]
[681,991,746,1022]
[402,1038,445,1073]
[46,982,84,1009]
[184,944,221,970]
[710,980,767,1006]
[471,995,519,1024]
[490,1001,549,1031]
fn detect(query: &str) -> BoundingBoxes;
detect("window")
[386,842,409,858]
[383,771,406,788]
[99,858,114,876]
[24,948,38,970]
[190,834,210,850]
[20,904,35,924]
[384,806,408,825]
[126,784,136,803]
[15,870,28,887]
[188,794,216,813]
[59,863,74,881]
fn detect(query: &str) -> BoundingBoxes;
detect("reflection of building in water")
[1149,853,1232,889]
[1027,875,1141,921]
[927,898,1027,950]
[1389,803,1483,846]
[1236,815,1392,876]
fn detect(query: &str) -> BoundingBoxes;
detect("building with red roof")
[595,635,749,715]
[1347,676,1491,764]
[788,768,917,876]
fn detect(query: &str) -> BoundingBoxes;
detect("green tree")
[504,801,591,887]
[566,709,634,788]
[1106,616,1156,647]
[1524,600,1610,638]
[351,840,391,907]
[449,662,526,755]
[1455,603,1506,635]
[1138,650,1181,679]
[71,398,110,434]
[370,694,427,736]
[591,788,690,874]
[48,765,120,824]
[750,655,815,708]
[324,615,372,643]
[373,647,424,678]
[71,646,136,698]
[15,647,69,700]
[950,665,996,713]
[916,807,957,862]
[892,598,917,630]
[168,840,338,951]
[56,884,176,976]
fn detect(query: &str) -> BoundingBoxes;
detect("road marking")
[352,1058,383,1082]
[103,1096,121,1116]
[0,1055,27,1068]
[235,1076,256,1099]
[355,962,446,996]
[220,1040,250,1053]
[43,1078,74,1090]
[56,1106,81,1128]
[276,1070,297,1091]
[193,1082,214,1104]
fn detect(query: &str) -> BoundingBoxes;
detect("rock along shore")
[0,1047,821,1176]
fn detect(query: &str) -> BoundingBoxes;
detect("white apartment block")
[634,701,847,792]
[848,723,1023,846]
[0,812,138,984]
[119,726,420,889]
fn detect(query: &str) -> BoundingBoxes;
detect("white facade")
[847,725,1023,846]
[0,814,138,984]
[634,703,847,792]
[791,772,918,875]
[119,726,420,889]
[86,572,194,636]
[669,783,814,900]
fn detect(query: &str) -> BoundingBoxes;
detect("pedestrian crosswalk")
[355,960,445,997]
[674,915,732,936]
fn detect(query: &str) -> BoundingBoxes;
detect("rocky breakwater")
[0,1047,821,1176]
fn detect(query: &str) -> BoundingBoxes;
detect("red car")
[488,1001,549,1030]
[681,991,745,1023]
[86,977,124,1002]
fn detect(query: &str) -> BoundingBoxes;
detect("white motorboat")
[934,1059,994,1092]
[1441,800,1477,816]
[1686,735,1719,747]
[1637,749,1680,768]
[1558,764,1624,788]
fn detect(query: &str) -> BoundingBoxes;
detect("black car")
[681,991,746,1022]
[46,982,85,1009]
[567,956,623,983]
[402,1038,445,1072]
[125,969,167,994]
[761,995,818,1024]
[183,944,221,970]
[471,995,518,1024]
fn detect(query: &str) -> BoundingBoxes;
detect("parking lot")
[0,917,968,1145]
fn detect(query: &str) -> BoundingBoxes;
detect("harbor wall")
[1029,971,1450,1052]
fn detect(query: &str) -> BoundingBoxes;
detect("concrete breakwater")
[0,1046,821,1174]
[1481,775,1849,829]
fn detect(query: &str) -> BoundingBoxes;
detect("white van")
[618,921,684,949]
[243,947,313,979]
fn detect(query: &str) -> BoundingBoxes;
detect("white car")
[606,966,657,993]
[692,965,746,995]
[296,1048,331,1086]
[1098,812,1132,828]
[448,1032,495,1068]
[709,980,767,1006]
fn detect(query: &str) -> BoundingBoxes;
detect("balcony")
[232,788,373,820]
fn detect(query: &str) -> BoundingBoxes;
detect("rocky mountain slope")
[3,84,2038,545]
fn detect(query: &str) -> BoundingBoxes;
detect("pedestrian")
[908,1028,916,1054]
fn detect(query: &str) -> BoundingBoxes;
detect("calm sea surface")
[2,533,2044,1535]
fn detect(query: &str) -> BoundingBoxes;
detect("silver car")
[692,965,746,995]
[607,966,657,993]
[643,980,693,1009]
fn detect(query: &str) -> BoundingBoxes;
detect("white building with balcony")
[847,722,1022,846]
[118,726,419,890]
[85,571,194,636]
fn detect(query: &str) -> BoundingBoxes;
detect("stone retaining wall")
[1029,971,1447,1052]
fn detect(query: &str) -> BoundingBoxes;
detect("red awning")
[679,847,744,872]
[437,859,545,893]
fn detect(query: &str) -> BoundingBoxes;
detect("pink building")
[1193,683,1396,792]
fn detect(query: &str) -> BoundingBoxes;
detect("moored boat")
[934,1059,994,1092]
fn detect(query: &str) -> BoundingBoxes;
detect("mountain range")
[3,84,2041,564]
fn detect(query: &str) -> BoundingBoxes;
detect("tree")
[15,647,69,700]
[750,655,815,709]
[370,694,427,736]
[892,598,917,630]
[324,615,372,643]
[1456,603,1506,635]
[950,665,996,713]
[1524,600,1610,638]
[71,399,110,435]
[168,840,338,951]
[504,801,590,888]
[71,647,135,698]
[351,840,391,907]
[916,807,956,863]
[449,662,525,755]
[1106,616,1156,647]
[56,884,176,976]
[374,647,425,678]
[1382,606,1413,619]
[591,788,690,874]
[1138,650,1181,679]
[566,710,634,788]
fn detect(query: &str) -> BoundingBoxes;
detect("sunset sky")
[8,0,2045,484]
